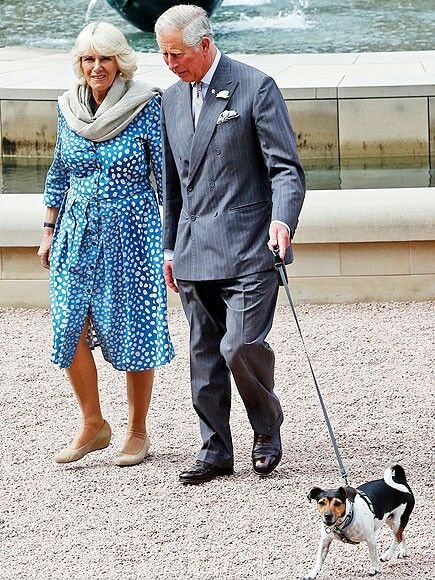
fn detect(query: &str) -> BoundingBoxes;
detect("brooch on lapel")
[216,110,239,125]
[212,89,230,99]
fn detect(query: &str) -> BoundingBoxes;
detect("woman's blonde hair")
[72,21,137,84]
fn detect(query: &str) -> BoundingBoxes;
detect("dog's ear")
[307,486,323,502]
[342,486,357,502]
[336,487,348,502]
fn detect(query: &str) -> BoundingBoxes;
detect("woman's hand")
[37,230,54,269]
[38,208,59,269]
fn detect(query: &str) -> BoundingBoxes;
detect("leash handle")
[272,246,350,486]
[272,247,288,285]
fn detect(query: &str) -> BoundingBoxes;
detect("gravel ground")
[0,302,433,580]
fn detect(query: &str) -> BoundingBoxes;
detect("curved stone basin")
[106,0,223,32]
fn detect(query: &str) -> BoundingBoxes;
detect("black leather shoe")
[252,431,282,475]
[179,460,234,484]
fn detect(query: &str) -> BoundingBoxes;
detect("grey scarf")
[58,74,162,142]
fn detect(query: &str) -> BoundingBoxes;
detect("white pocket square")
[216,110,239,125]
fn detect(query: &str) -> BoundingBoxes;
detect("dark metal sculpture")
[106,0,223,32]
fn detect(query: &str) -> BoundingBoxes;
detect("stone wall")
[1,191,434,308]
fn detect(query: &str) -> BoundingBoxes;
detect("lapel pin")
[216,90,230,99]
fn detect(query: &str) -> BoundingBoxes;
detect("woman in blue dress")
[37,21,174,466]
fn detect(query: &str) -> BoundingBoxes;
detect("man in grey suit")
[155,4,305,484]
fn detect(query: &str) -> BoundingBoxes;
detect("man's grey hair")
[154,4,214,47]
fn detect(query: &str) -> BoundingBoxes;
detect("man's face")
[157,30,211,83]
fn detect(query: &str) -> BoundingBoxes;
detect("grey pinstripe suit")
[161,54,305,467]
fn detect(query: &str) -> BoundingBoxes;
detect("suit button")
[187,185,193,192]
[190,215,196,221]
[209,180,215,188]
[215,148,221,155]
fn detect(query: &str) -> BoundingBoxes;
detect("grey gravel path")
[0,302,433,580]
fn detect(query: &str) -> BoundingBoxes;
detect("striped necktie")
[193,82,203,128]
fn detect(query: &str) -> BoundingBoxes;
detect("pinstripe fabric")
[161,54,305,281]
[161,54,305,465]
[177,271,281,466]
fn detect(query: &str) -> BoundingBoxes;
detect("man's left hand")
[267,223,291,260]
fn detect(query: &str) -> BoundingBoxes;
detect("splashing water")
[217,1,312,35]
[216,9,311,33]
[222,0,273,5]
[85,0,99,22]
[2,0,434,54]
[222,0,309,7]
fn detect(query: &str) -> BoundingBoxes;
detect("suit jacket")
[161,53,305,281]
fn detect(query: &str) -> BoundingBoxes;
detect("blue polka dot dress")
[44,95,175,370]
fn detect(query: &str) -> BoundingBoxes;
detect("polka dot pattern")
[44,96,175,370]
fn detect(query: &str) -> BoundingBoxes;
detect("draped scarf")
[58,74,162,142]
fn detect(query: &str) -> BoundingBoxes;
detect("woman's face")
[81,53,118,100]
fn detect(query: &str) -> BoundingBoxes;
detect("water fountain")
[3,0,434,54]
[2,0,435,309]
[106,0,223,32]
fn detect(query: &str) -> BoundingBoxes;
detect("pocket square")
[216,110,239,125]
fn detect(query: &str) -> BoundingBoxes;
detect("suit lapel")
[188,56,239,183]
[176,81,194,140]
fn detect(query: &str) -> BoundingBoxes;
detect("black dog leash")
[272,247,350,486]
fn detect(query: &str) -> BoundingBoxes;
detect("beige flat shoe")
[114,433,150,467]
[54,420,112,464]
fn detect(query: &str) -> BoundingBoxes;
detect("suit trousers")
[177,269,283,467]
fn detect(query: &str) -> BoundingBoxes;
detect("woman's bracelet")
[43,222,56,229]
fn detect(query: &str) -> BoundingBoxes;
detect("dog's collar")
[324,500,360,545]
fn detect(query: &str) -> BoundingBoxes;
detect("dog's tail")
[384,464,412,494]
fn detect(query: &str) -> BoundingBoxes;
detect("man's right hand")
[163,260,178,293]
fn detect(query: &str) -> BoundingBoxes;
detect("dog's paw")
[303,574,317,580]
[368,569,381,576]
[381,545,399,562]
